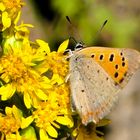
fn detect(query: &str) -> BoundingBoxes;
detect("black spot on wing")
[91,54,95,58]
[122,62,125,67]
[99,54,104,60]
[66,57,70,61]
[75,57,78,61]
[87,65,90,68]
[120,52,123,56]
[119,78,124,83]
[122,57,125,61]
[109,54,114,62]
[124,72,127,76]
[114,82,118,86]
[114,72,119,78]
[81,89,85,92]
[115,64,118,69]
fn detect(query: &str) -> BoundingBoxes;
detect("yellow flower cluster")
[0,0,109,140]
[0,0,23,31]
[0,105,22,139]
[0,35,73,139]
[0,0,75,139]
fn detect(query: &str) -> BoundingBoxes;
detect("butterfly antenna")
[93,19,108,44]
[66,16,84,45]
[69,36,77,44]
[97,19,108,35]
[66,16,72,24]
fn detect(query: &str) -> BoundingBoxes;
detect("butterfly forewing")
[69,47,140,125]
[121,48,140,86]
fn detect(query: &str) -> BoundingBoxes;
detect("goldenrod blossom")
[33,101,73,139]
[0,38,52,108]
[14,23,34,40]
[0,0,24,31]
[0,0,110,139]
[30,39,74,139]
[36,39,69,78]
[0,105,22,140]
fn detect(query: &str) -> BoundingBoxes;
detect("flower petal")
[56,116,74,127]
[2,12,11,30]
[21,126,37,140]
[13,105,22,121]
[47,125,58,138]
[0,3,5,11]
[14,11,21,25]
[51,74,64,85]
[0,84,16,100]
[36,39,50,54]
[40,129,53,140]
[96,119,111,127]
[57,39,69,53]
[24,92,32,108]
[35,89,48,100]
[21,116,34,129]
[5,106,12,115]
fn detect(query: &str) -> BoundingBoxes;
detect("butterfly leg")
[65,73,71,82]
[64,49,74,58]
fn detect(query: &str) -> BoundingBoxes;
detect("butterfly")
[69,44,140,125]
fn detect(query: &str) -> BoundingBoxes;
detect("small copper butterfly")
[69,44,140,125]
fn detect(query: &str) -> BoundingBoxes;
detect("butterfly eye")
[75,42,83,50]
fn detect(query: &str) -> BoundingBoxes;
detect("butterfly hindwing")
[70,52,121,125]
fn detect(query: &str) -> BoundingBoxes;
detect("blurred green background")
[21,0,140,50]
[21,1,140,140]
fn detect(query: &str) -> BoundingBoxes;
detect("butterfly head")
[75,42,84,51]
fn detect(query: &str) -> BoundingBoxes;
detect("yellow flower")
[0,38,52,108]
[2,11,11,30]
[32,101,73,139]
[20,126,37,140]
[73,119,111,140]
[0,0,24,31]
[0,105,22,140]
[0,39,74,139]
[3,22,34,40]
[36,39,69,78]
[31,39,73,139]
[14,23,34,40]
